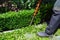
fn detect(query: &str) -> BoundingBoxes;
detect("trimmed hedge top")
[0,9,34,18]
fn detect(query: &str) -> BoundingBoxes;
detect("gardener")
[37,0,60,37]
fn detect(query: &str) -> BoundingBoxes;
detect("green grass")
[0,23,60,40]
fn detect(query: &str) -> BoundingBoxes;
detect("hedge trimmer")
[29,0,42,26]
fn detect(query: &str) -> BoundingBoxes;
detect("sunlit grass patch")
[0,23,60,40]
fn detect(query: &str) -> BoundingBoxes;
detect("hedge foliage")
[0,9,40,31]
[11,0,56,9]
[0,0,56,13]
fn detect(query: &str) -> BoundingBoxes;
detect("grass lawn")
[0,23,60,40]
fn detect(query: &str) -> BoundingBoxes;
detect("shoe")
[37,32,52,37]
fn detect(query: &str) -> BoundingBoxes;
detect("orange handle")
[34,0,42,16]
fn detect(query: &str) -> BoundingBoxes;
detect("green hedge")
[0,9,40,31]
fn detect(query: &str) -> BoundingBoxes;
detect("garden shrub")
[0,9,40,31]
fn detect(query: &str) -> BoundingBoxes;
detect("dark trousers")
[45,10,60,35]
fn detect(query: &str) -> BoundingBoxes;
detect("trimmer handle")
[34,0,42,16]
